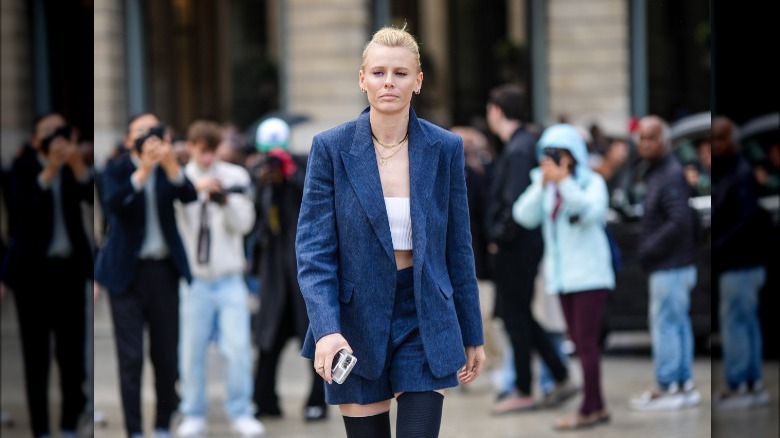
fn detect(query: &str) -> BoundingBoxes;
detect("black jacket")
[94,154,197,294]
[485,127,543,247]
[1,146,94,290]
[252,152,310,351]
[638,153,697,273]
[712,153,772,273]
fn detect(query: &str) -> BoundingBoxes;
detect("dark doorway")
[449,0,527,127]
[646,0,710,123]
[36,0,94,139]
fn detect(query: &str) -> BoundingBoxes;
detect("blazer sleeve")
[67,167,95,205]
[446,140,484,346]
[165,169,198,203]
[295,136,342,342]
[101,161,144,215]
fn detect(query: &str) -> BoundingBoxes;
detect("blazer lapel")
[408,109,438,271]
[341,110,395,263]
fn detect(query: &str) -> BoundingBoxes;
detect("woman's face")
[359,45,422,115]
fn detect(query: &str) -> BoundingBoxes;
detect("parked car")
[600,112,712,350]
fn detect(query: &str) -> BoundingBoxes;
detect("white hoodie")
[176,160,256,280]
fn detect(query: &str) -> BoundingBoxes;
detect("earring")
[361,88,367,93]
[414,89,421,95]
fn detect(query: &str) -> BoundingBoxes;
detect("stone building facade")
[1,0,710,167]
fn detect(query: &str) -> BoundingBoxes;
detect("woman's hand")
[458,345,485,384]
[540,156,571,185]
[314,333,353,384]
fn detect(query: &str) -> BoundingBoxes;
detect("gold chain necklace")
[371,131,409,149]
[372,137,406,166]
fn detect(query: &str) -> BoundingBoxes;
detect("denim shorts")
[325,267,459,405]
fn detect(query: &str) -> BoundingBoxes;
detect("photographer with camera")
[248,117,328,422]
[174,120,265,437]
[513,124,614,430]
[1,112,93,438]
[95,113,197,438]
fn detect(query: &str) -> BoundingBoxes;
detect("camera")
[331,349,357,384]
[134,124,166,153]
[208,185,246,204]
[543,147,563,165]
[40,124,74,155]
[260,154,283,171]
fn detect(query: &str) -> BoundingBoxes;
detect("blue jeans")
[538,332,567,395]
[719,266,766,389]
[179,274,255,419]
[648,265,697,388]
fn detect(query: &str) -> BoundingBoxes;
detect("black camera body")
[209,185,246,204]
[40,124,74,155]
[260,154,283,170]
[134,124,166,153]
[543,147,563,165]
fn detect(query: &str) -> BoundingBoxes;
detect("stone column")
[507,0,527,46]
[419,0,450,127]
[94,0,127,167]
[1,0,32,167]
[546,0,630,135]
[282,0,370,153]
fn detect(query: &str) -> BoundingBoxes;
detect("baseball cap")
[255,117,290,152]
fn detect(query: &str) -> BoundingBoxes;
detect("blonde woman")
[295,26,485,437]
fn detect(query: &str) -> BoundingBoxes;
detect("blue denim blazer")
[296,108,484,380]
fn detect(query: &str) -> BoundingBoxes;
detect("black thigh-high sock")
[342,411,391,438]
[396,391,444,438]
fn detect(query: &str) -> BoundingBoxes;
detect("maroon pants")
[559,289,608,415]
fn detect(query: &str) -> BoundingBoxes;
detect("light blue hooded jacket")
[512,124,615,294]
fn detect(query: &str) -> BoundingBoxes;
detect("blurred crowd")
[0,89,777,436]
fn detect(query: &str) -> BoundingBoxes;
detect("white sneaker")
[176,416,207,437]
[715,384,753,410]
[630,383,686,411]
[751,382,771,407]
[752,389,770,407]
[231,416,265,437]
[681,380,701,407]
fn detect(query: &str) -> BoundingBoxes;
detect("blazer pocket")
[436,272,454,300]
[339,278,355,304]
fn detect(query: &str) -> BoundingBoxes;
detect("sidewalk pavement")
[2,291,778,438]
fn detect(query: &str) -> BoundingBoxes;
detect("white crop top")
[384,197,413,250]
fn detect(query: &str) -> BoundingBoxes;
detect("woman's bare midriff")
[395,250,413,270]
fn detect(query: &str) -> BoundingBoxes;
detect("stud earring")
[414,89,421,95]
[361,88,367,93]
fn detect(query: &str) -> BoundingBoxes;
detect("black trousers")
[493,242,568,395]
[13,257,87,437]
[108,259,180,435]
[253,297,325,414]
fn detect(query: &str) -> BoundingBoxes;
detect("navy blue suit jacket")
[1,146,94,290]
[296,108,484,380]
[94,154,197,294]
